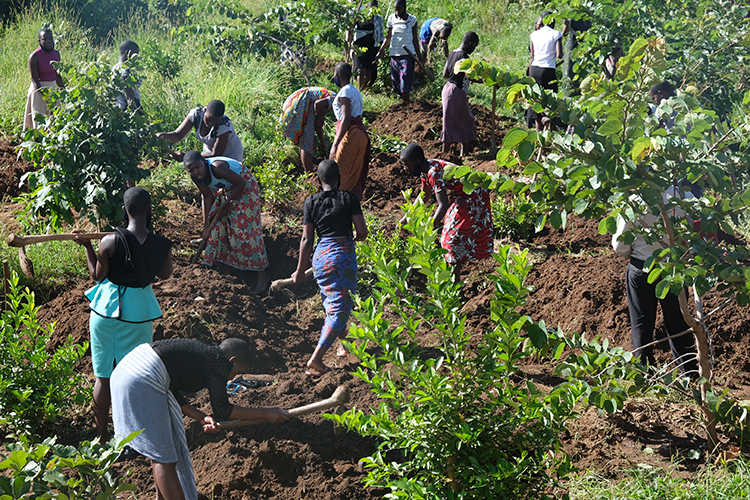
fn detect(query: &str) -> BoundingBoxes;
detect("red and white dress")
[421,159,493,265]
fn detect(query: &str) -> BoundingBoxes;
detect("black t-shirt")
[152,338,235,420]
[107,228,172,288]
[445,49,469,88]
[303,189,362,238]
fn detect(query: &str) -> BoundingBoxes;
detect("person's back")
[530,25,562,69]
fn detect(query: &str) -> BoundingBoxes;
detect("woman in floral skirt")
[183,150,269,293]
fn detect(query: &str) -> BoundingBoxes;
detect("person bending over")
[111,337,288,500]
[157,99,244,162]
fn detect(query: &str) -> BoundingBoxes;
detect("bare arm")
[208,160,247,221]
[412,24,423,63]
[205,131,230,158]
[293,223,315,285]
[556,38,563,60]
[330,97,351,160]
[432,186,449,229]
[443,55,453,79]
[314,98,331,152]
[529,41,535,72]
[376,27,393,59]
[156,113,194,144]
[352,214,368,241]
[28,52,40,90]
[156,247,173,280]
[75,233,114,282]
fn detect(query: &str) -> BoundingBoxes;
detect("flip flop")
[305,366,331,378]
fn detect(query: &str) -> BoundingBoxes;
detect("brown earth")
[0,139,32,200]
[5,100,750,498]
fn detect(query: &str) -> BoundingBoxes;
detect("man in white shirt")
[612,185,698,375]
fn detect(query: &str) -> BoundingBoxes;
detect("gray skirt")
[111,343,198,500]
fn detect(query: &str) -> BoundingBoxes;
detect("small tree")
[20,54,157,229]
[455,37,750,448]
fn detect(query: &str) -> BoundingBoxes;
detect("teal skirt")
[86,278,162,323]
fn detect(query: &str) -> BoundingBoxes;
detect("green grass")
[571,460,750,499]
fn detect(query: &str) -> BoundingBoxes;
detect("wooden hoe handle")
[269,267,314,293]
[7,232,111,247]
[216,385,350,429]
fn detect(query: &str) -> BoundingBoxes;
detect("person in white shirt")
[329,63,370,200]
[377,0,422,102]
[612,185,698,375]
[526,11,566,131]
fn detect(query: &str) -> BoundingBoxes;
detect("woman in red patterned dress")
[183,150,270,293]
[399,143,493,279]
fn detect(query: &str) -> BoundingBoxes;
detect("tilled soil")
[5,100,750,498]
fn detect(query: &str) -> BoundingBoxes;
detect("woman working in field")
[24,28,65,130]
[183,151,270,293]
[280,87,334,173]
[157,99,244,162]
[399,143,493,280]
[74,187,173,442]
[377,0,421,102]
[293,160,368,376]
[329,62,370,200]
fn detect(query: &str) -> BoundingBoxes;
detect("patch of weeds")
[492,192,541,241]
[370,131,408,155]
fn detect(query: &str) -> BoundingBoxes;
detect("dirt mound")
[369,99,512,160]
[0,140,33,200]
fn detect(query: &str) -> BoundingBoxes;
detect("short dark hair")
[538,10,555,29]
[206,99,225,117]
[367,0,378,7]
[119,40,140,57]
[183,150,204,166]
[317,160,340,185]
[220,338,253,367]
[440,23,453,38]
[400,143,425,163]
[123,186,152,217]
[335,62,352,81]
[463,31,479,46]
[395,0,406,8]
[650,81,675,98]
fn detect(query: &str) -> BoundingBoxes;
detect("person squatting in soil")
[348,0,384,92]
[293,160,368,377]
[526,11,567,132]
[24,28,65,130]
[418,16,452,65]
[441,31,479,157]
[399,143,493,281]
[612,185,699,376]
[183,151,270,293]
[111,338,289,500]
[74,187,174,442]
[329,62,371,200]
[157,99,244,162]
[377,0,422,102]
[280,87,335,174]
[114,40,142,113]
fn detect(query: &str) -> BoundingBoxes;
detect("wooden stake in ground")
[216,385,350,430]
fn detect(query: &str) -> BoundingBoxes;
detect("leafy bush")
[0,433,137,499]
[19,54,159,230]
[250,132,308,209]
[492,192,540,240]
[0,272,89,437]
[137,160,197,222]
[338,193,579,499]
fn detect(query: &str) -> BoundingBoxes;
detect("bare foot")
[254,270,270,294]
[336,341,347,357]
[305,359,329,377]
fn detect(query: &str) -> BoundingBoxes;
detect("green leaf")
[503,128,528,149]
[527,323,548,349]
[518,141,535,162]
[647,268,662,284]
[598,119,622,136]
[655,280,670,299]
[598,217,617,235]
